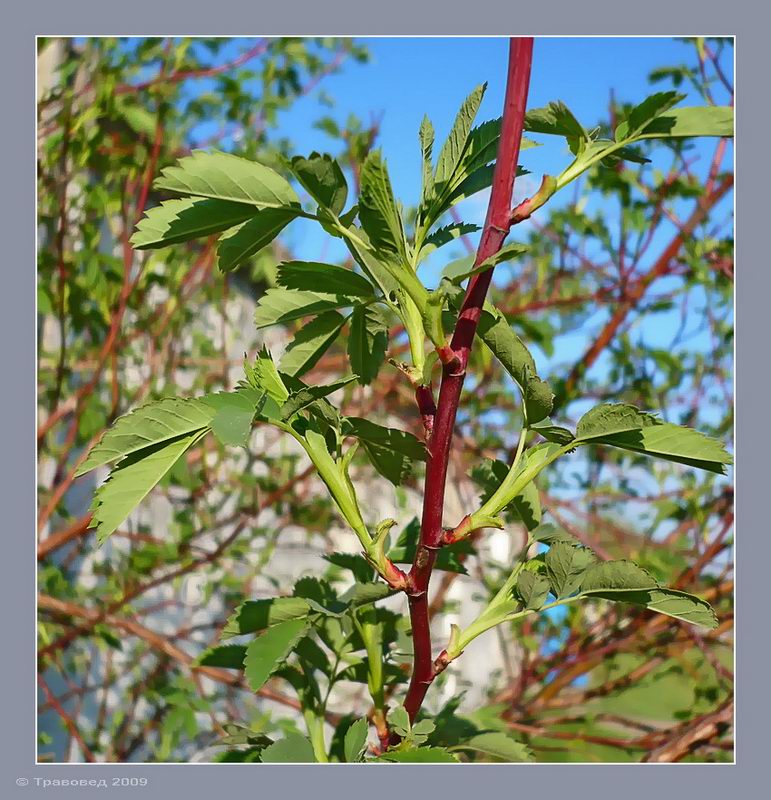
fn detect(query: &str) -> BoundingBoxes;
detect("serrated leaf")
[582,586,718,629]
[516,571,550,611]
[131,198,256,249]
[221,597,311,639]
[343,719,369,763]
[278,311,347,377]
[244,618,309,693]
[76,398,214,476]
[545,541,596,599]
[358,151,406,258]
[89,430,205,545]
[342,417,426,486]
[525,101,587,140]
[216,207,298,272]
[259,733,317,763]
[280,375,356,420]
[452,732,534,763]
[154,150,299,208]
[615,91,685,141]
[194,644,247,669]
[253,289,360,329]
[347,305,388,385]
[289,152,347,215]
[435,84,487,188]
[202,388,260,447]
[636,106,733,139]
[276,261,375,297]
[576,404,732,474]
[378,747,459,763]
[420,222,480,259]
[580,560,659,593]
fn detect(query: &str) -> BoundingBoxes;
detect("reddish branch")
[401,37,534,722]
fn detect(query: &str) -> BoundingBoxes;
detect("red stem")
[402,37,534,722]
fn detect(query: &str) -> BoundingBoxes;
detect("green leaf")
[244,618,309,693]
[202,388,260,448]
[343,719,369,763]
[76,398,214,476]
[435,84,487,189]
[131,198,256,249]
[358,151,407,258]
[154,150,299,208]
[418,115,435,211]
[253,289,360,329]
[347,305,388,385]
[615,91,685,141]
[342,417,427,486]
[276,261,375,297]
[525,101,587,140]
[280,375,356,420]
[289,152,347,215]
[89,430,205,545]
[278,311,347,377]
[259,733,317,763]
[516,570,550,611]
[194,644,247,669]
[582,586,718,629]
[576,403,659,440]
[420,222,480,259]
[545,542,596,599]
[216,207,299,272]
[636,106,733,139]
[576,404,732,474]
[452,732,534,763]
[221,597,311,639]
[378,747,459,763]
[580,560,659,593]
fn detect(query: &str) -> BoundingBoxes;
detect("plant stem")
[402,37,534,723]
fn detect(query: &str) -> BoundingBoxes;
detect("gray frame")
[11,2,763,797]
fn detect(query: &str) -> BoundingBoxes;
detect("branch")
[401,37,534,722]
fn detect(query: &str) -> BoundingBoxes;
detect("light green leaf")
[260,733,317,763]
[76,398,214,476]
[131,198,256,249]
[194,644,247,669]
[545,542,596,599]
[202,389,260,448]
[636,106,733,139]
[358,151,407,258]
[348,305,388,385]
[289,152,347,215]
[216,207,299,272]
[276,261,375,297]
[614,90,685,141]
[154,150,299,208]
[516,570,550,611]
[278,311,347,377]
[378,747,459,763]
[221,597,311,639]
[244,618,309,693]
[344,719,370,763]
[89,430,205,545]
[435,84,487,188]
[452,732,534,763]
[253,288,360,329]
